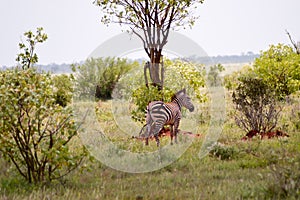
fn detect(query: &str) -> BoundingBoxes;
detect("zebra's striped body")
[144,89,194,146]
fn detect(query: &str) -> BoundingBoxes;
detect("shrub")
[265,163,300,198]
[263,151,300,199]
[254,44,300,100]
[131,85,174,123]
[207,63,225,87]
[130,59,206,123]
[223,65,252,91]
[209,143,238,160]
[52,74,74,107]
[0,68,87,184]
[72,57,139,100]
[290,94,300,131]
[232,76,282,133]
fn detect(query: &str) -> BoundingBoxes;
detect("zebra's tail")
[138,124,147,137]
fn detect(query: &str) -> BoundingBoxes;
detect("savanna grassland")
[1,88,300,200]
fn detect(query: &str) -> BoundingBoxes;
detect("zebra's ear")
[182,88,186,93]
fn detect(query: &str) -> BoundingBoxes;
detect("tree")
[254,44,300,100]
[94,0,205,89]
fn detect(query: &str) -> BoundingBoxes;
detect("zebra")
[143,88,194,147]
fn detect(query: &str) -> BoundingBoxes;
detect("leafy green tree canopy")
[94,0,205,88]
[254,44,300,99]
[94,0,205,57]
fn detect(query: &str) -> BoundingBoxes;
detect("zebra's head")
[173,88,195,112]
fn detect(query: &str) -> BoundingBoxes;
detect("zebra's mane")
[171,89,185,101]
[171,94,177,102]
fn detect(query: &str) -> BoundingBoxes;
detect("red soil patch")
[133,127,201,141]
[159,128,201,138]
[242,129,289,140]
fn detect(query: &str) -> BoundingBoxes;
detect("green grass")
[1,97,300,199]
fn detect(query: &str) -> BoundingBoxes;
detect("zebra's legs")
[154,134,160,147]
[145,123,162,147]
[170,125,174,145]
[174,120,180,144]
[145,124,152,146]
[152,124,164,147]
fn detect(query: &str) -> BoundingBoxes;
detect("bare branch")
[286,30,300,54]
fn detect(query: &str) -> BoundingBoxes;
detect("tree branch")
[286,30,300,54]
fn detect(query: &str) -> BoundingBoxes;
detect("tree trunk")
[145,48,164,90]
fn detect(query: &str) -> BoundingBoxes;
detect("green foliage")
[94,0,205,66]
[232,76,281,133]
[209,143,238,160]
[72,57,139,100]
[52,74,74,107]
[207,63,225,87]
[94,0,205,29]
[130,59,206,123]
[291,101,300,131]
[131,85,174,123]
[164,59,206,101]
[0,68,87,184]
[1,94,300,199]
[16,27,48,70]
[254,44,300,99]
[223,65,252,91]
[0,27,86,184]
[266,161,300,198]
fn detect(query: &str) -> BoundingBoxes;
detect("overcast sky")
[1,0,299,66]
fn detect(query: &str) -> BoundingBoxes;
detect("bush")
[209,143,238,160]
[130,59,206,123]
[131,85,174,123]
[0,68,87,184]
[265,162,300,198]
[207,63,225,87]
[262,150,300,199]
[52,74,74,107]
[254,44,300,100]
[72,57,139,100]
[232,76,282,133]
[224,65,252,91]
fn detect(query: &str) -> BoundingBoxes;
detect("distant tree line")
[186,52,259,65]
[1,53,259,74]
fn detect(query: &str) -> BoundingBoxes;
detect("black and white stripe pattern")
[144,88,194,146]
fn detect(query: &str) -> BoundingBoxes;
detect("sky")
[1,0,300,66]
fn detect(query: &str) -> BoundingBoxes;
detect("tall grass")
[1,93,300,199]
